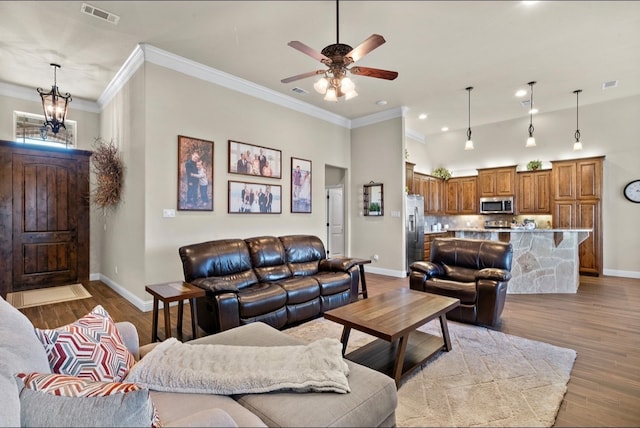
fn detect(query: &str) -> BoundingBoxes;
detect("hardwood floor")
[18,274,640,427]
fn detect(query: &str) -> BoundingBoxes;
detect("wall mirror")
[363,182,384,216]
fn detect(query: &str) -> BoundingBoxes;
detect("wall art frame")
[177,135,214,211]
[228,140,282,179]
[291,157,312,213]
[228,180,282,214]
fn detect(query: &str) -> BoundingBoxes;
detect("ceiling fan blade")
[350,66,398,80]
[346,34,386,63]
[281,70,325,84]
[287,41,330,63]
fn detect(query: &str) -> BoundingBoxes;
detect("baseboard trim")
[364,266,407,278]
[95,274,154,313]
[602,269,640,279]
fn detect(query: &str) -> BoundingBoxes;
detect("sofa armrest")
[116,321,140,361]
[191,278,239,294]
[475,268,512,282]
[319,257,359,272]
[409,261,444,278]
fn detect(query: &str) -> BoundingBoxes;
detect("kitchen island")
[451,228,591,294]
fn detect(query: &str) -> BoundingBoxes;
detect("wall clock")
[623,179,640,203]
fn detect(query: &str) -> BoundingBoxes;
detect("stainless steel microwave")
[479,196,514,214]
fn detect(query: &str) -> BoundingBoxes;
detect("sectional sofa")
[1,295,398,427]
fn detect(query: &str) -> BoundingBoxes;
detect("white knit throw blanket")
[126,337,351,394]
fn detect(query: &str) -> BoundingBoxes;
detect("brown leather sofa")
[179,235,360,334]
[409,238,513,327]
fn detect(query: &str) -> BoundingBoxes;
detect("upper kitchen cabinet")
[445,176,477,214]
[477,166,516,197]
[552,156,603,200]
[517,169,551,214]
[405,162,415,194]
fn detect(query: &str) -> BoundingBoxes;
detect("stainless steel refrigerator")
[406,194,425,274]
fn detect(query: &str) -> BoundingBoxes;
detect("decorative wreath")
[91,138,125,209]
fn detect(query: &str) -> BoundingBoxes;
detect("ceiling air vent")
[602,80,618,90]
[291,87,309,95]
[520,99,531,108]
[81,3,120,25]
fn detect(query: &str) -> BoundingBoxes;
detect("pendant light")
[573,89,583,151]
[464,86,474,150]
[37,63,72,134]
[525,81,536,147]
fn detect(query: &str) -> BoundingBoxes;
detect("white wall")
[351,117,406,277]
[414,95,640,277]
[97,62,351,308]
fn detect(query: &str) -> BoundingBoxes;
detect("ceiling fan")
[281,0,398,101]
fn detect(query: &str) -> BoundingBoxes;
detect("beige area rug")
[285,317,576,427]
[5,284,91,309]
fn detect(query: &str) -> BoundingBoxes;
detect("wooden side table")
[145,281,205,342]
[350,258,372,299]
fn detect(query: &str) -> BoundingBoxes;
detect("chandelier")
[37,63,72,134]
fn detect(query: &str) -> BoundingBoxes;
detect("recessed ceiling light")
[515,89,527,97]
[375,100,388,106]
[441,127,449,132]
[418,113,428,120]
[522,1,538,6]
[529,108,539,114]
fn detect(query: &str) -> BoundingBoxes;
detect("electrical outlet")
[114,265,118,274]
[372,254,379,261]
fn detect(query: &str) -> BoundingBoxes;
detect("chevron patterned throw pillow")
[34,305,135,382]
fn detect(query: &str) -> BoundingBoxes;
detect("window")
[13,111,77,148]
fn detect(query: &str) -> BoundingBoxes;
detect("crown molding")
[2,43,408,132]
[139,43,350,128]
[351,106,407,129]
[0,82,100,113]
[97,44,145,108]
[405,127,426,143]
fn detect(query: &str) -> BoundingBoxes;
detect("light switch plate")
[163,209,176,218]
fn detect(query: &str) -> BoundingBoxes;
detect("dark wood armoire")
[0,140,91,297]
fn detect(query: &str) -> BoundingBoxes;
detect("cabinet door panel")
[460,178,477,214]
[553,201,575,228]
[577,159,602,199]
[577,201,600,274]
[553,162,577,200]
[496,169,515,196]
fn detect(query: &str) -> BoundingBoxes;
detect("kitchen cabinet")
[552,157,602,200]
[445,176,477,214]
[477,166,516,197]
[424,232,452,261]
[551,156,604,275]
[405,162,415,194]
[517,169,551,214]
[412,171,444,214]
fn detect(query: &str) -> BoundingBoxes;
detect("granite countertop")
[450,227,593,233]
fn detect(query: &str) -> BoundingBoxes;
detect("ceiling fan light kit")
[282,0,398,101]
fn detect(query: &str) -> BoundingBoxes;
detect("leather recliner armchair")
[409,238,513,327]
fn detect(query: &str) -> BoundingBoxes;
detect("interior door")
[12,154,81,291]
[326,186,345,257]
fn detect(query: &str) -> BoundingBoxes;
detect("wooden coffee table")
[324,288,460,387]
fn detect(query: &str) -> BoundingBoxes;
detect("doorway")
[325,164,346,257]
